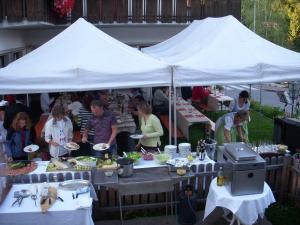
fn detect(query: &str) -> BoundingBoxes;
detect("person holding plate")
[5,112,35,161]
[82,100,117,157]
[44,105,73,158]
[136,101,164,152]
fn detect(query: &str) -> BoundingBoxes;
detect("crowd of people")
[0,86,251,162]
[0,88,167,161]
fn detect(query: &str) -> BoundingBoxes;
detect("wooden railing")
[288,158,300,206]
[95,155,292,212]
[0,0,241,25]
[7,154,299,213]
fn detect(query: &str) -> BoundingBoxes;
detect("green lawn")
[161,109,275,150]
[266,202,300,225]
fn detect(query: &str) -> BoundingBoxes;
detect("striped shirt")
[77,107,94,137]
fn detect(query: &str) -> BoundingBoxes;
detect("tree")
[285,0,300,50]
[241,0,300,51]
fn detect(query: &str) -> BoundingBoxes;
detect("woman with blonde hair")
[136,101,164,152]
[45,104,73,158]
[5,112,35,161]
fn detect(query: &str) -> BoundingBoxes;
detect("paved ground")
[94,208,272,225]
[223,83,294,113]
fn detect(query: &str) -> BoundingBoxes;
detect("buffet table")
[0,183,94,225]
[204,178,275,225]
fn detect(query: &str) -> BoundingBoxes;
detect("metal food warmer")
[222,142,266,196]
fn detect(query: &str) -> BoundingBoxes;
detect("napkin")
[75,197,93,209]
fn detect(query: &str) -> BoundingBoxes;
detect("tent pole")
[26,94,29,107]
[249,84,252,97]
[259,84,262,105]
[169,85,172,145]
[173,85,177,145]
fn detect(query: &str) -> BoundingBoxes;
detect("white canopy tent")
[143,15,300,144]
[0,18,171,94]
[0,18,173,143]
[143,15,300,86]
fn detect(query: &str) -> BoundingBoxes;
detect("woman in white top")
[229,90,250,142]
[45,105,73,158]
[229,90,250,112]
[215,110,249,145]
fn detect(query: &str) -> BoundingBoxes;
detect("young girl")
[5,112,35,161]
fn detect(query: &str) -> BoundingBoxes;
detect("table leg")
[229,214,241,225]
[118,194,124,225]
[165,192,168,218]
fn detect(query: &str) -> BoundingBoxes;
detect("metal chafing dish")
[58,179,90,190]
[222,142,266,196]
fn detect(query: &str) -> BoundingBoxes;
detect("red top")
[192,86,211,102]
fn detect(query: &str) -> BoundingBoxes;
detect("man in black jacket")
[3,94,30,130]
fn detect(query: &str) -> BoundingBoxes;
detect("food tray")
[58,179,90,190]
[4,161,37,176]
[46,159,92,172]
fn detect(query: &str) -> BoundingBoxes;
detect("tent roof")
[143,16,300,86]
[0,18,171,94]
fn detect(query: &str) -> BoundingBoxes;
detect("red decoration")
[54,0,75,17]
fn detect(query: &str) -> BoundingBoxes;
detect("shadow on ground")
[95,208,272,225]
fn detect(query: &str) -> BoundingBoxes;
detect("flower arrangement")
[53,0,75,17]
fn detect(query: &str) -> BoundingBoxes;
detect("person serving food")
[82,100,117,157]
[135,101,164,152]
[214,110,249,145]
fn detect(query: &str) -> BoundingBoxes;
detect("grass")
[177,109,274,148]
[160,109,274,149]
[265,201,300,225]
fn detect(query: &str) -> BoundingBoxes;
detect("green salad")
[126,152,141,162]
[75,156,97,162]
[154,153,170,164]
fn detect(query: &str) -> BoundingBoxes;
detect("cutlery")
[11,192,21,207]
[31,194,37,206]
[57,196,64,202]
[157,147,162,154]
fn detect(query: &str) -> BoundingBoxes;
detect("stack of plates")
[178,143,191,158]
[164,145,177,159]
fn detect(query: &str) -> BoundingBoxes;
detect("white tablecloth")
[134,155,215,170]
[204,178,275,225]
[0,183,94,225]
[176,98,212,140]
[207,94,233,111]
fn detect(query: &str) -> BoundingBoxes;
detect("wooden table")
[207,94,233,111]
[176,98,214,140]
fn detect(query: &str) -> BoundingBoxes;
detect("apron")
[215,113,237,146]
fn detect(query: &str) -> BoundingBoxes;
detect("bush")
[250,100,284,118]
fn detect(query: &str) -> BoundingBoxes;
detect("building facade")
[0,0,241,67]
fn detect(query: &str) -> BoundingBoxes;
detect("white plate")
[23,144,39,153]
[64,142,80,151]
[130,134,144,139]
[93,143,110,151]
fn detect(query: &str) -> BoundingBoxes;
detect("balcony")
[0,0,241,27]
